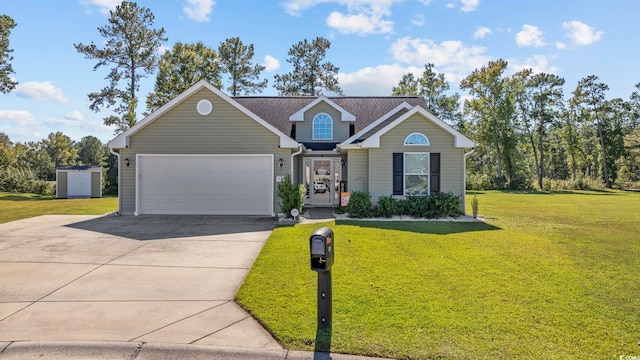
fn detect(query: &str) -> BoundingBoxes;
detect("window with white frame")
[404,152,429,195]
[313,113,333,140]
[404,132,429,146]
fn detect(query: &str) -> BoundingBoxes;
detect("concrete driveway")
[0,214,281,350]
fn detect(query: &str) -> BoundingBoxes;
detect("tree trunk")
[594,108,611,188]
[538,121,545,189]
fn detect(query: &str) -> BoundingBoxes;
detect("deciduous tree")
[146,41,221,112]
[274,37,342,96]
[218,37,267,96]
[460,59,518,187]
[574,75,611,187]
[393,63,462,127]
[75,1,166,134]
[77,135,106,166]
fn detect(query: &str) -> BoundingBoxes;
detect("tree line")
[2,1,639,194]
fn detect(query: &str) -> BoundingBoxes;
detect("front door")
[304,158,342,206]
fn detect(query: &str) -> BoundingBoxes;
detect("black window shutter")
[430,153,440,193]
[393,153,404,195]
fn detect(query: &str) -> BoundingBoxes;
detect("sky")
[1,0,639,144]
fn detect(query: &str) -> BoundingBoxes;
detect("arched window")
[404,132,429,146]
[313,113,333,140]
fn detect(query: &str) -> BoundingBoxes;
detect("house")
[107,80,475,216]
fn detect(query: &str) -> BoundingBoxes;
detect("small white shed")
[56,166,103,198]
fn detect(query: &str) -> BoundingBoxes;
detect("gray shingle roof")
[232,96,429,138]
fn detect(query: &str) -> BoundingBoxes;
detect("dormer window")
[313,113,333,140]
[404,132,429,146]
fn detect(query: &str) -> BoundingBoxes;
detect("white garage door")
[67,171,92,197]
[137,154,274,215]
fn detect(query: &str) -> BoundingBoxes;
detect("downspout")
[109,148,121,215]
[463,148,475,215]
[290,143,304,179]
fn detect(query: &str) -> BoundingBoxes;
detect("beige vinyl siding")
[296,102,350,143]
[347,149,368,193]
[91,171,102,198]
[119,88,290,214]
[56,171,67,198]
[368,113,465,199]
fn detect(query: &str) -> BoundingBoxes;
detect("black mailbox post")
[310,227,334,329]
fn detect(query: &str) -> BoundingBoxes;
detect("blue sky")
[1,0,638,144]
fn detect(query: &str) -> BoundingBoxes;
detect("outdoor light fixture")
[125,158,131,167]
[278,158,284,168]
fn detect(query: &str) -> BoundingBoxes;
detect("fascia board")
[289,96,356,122]
[107,80,299,149]
[360,106,476,149]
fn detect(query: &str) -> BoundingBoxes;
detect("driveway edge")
[0,341,395,360]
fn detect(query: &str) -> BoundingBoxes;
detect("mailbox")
[310,227,334,272]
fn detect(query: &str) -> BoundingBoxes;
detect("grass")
[0,192,118,224]
[236,190,640,359]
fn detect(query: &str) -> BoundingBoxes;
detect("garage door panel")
[137,155,273,215]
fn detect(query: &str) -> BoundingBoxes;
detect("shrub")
[0,166,54,195]
[345,191,372,218]
[429,192,464,218]
[374,195,398,218]
[277,174,304,218]
[471,195,478,219]
[401,195,431,218]
[467,173,492,190]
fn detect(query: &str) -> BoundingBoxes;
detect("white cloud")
[0,110,36,127]
[555,42,567,50]
[411,14,425,27]
[327,11,393,34]
[473,26,491,39]
[390,36,489,82]
[183,0,215,22]
[263,55,281,72]
[13,81,69,104]
[338,64,422,95]
[44,117,82,127]
[508,55,559,75]
[562,20,603,46]
[516,24,545,47]
[283,0,399,34]
[80,0,120,15]
[460,0,479,12]
[157,44,171,55]
[64,110,84,122]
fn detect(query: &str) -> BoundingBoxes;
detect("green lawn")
[236,190,640,359]
[0,192,118,224]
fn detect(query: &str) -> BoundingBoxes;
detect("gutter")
[290,143,304,178]
[463,148,475,213]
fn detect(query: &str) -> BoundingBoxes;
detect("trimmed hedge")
[344,191,463,219]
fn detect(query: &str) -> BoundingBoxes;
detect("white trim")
[289,96,356,122]
[360,106,475,149]
[108,80,299,149]
[196,99,213,115]
[404,132,430,146]
[342,101,413,145]
[134,153,274,216]
[403,152,430,196]
[312,113,333,141]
